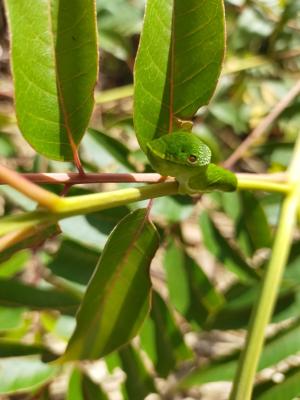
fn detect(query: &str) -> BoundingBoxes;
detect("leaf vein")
[176,7,218,43]
[56,39,95,56]
[68,93,93,117]
[137,80,169,109]
[58,8,89,35]
[25,111,65,127]
[174,87,213,115]
[137,107,167,133]
[176,3,206,18]
[174,61,213,88]
[17,68,57,98]
[60,68,93,84]
[178,32,218,57]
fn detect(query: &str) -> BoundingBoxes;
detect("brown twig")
[277,48,300,60]
[0,172,166,185]
[0,171,288,186]
[223,80,300,169]
[0,163,59,208]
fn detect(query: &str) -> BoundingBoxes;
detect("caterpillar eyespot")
[188,155,197,163]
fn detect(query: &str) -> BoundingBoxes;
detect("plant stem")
[44,273,84,300]
[0,162,291,246]
[235,172,287,182]
[0,171,287,186]
[94,84,134,104]
[0,170,291,239]
[0,182,179,237]
[237,179,290,193]
[0,164,60,209]
[0,225,48,252]
[229,134,300,400]
[54,181,178,216]
[0,212,58,237]
[0,172,165,185]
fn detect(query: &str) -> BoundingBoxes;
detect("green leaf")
[220,192,241,221]
[60,206,130,251]
[67,368,83,400]
[209,283,296,330]
[185,254,225,314]
[119,345,157,400]
[256,322,300,372]
[180,359,237,388]
[0,279,79,313]
[256,368,300,400]
[164,242,190,310]
[199,211,258,282]
[239,191,272,250]
[62,209,159,360]
[283,241,300,284]
[0,225,59,264]
[221,192,272,257]
[222,192,254,257]
[0,340,53,359]
[47,239,99,285]
[105,351,122,373]
[134,0,225,152]
[5,0,98,160]
[0,357,58,395]
[164,241,225,327]
[140,291,193,377]
[82,373,109,400]
[0,307,24,331]
[180,321,300,389]
[0,250,29,278]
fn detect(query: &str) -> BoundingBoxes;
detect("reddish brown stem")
[0,164,59,208]
[73,149,85,175]
[60,183,73,197]
[0,172,288,186]
[0,172,166,185]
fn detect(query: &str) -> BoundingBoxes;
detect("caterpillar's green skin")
[147,131,237,194]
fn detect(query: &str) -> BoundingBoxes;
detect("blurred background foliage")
[0,0,300,399]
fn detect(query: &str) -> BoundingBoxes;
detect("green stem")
[44,273,84,301]
[0,182,178,236]
[94,84,133,104]
[54,181,178,216]
[0,223,53,252]
[0,212,57,237]
[0,172,292,239]
[237,178,290,193]
[0,164,60,210]
[229,135,300,400]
